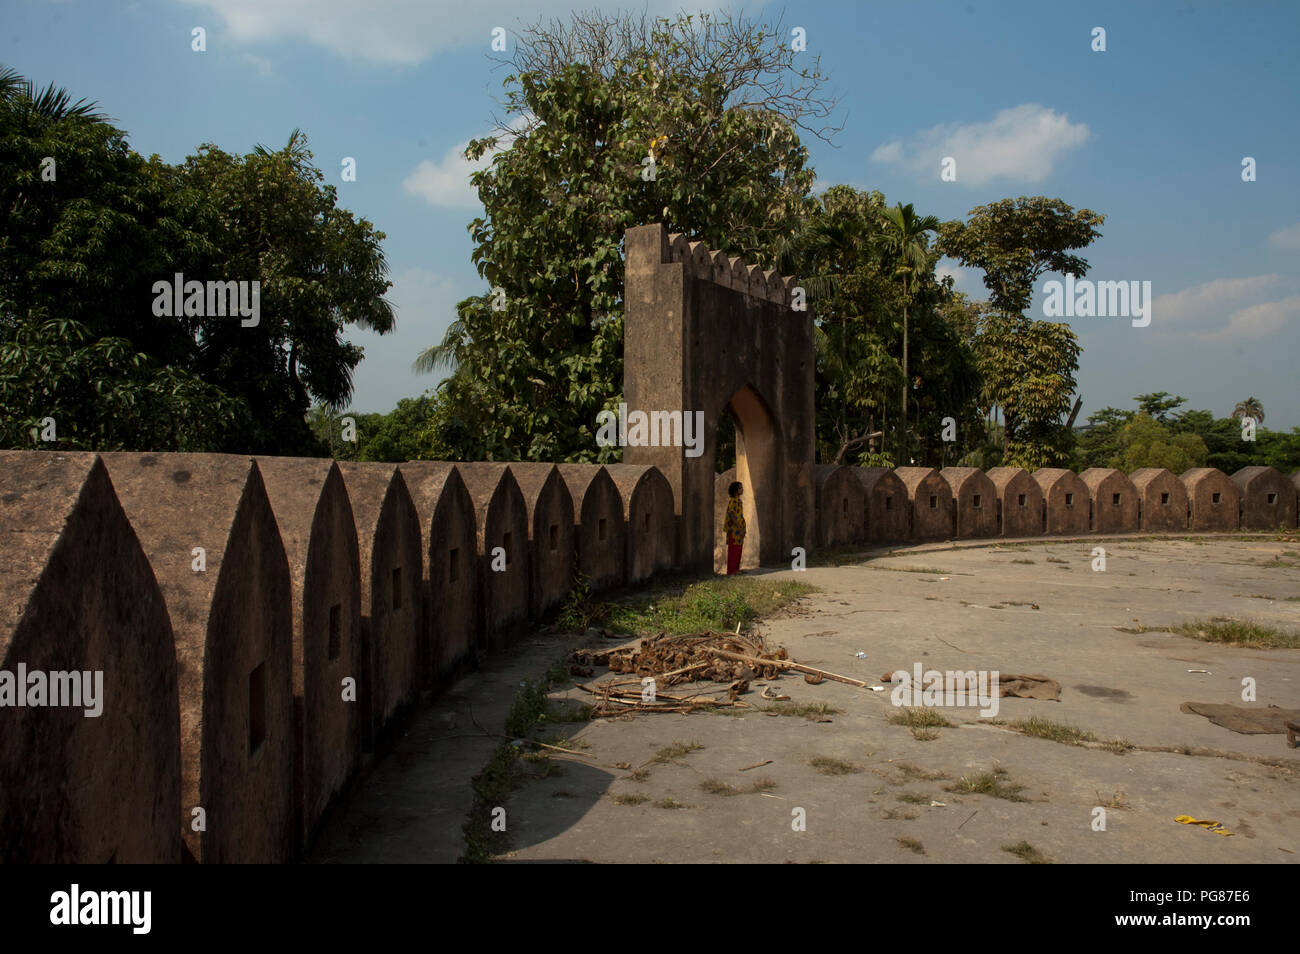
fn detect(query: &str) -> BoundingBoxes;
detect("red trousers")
[726,543,743,575]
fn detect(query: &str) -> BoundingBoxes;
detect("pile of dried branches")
[571,631,868,716]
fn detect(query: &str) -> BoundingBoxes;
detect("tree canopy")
[417,11,825,462]
[1,65,394,454]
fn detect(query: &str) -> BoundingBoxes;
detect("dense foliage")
[1,66,393,454]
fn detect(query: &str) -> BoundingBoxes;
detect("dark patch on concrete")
[171,469,191,483]
[1074,684,1132,702]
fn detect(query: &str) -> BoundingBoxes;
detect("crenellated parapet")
[662,231,795,306]
[1,449,1296,864]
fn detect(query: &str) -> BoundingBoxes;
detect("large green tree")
[179,131,395,454]
[778,186,981,467]
[939,196,1104,468]
[0,66,243,449]
[878,203,940,463]
[1,63,395,454]
[418,11,832,462]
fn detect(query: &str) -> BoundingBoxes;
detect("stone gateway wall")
[623,224,815,573]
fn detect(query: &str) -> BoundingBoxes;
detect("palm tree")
[0,64,106,121]
[1231,397,1265,425]
[414,316,467,375]
[878,203,939,463]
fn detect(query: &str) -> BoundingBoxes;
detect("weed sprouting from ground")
[653,740,704,763]
[809,756,862,775]
[889,708,953,729]
[763,701,840,720]
[603,576,816,635]
[1002,716,1133,754]
[1171,618,1299,649]
[556,573,608,632]
[1002,840,1051,864]
[700,776,777,796]
[1115,617,1298,648]
[945,767,1028,802]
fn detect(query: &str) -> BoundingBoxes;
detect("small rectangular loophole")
[549,524,558,551]
[1065,493,1074,507]
[1267,492,1277,505]
[1160,492,1170,505]
[1212,492,1222,504]
[449,547,459,583]
[1017,494,1026,508]
[1112,493,1121,506]
[972,494,982,509]
[598,518,607,541]
[928,495,937,510]
[248,663,266,756]
[328,604,341,661]
[885,496,893,511]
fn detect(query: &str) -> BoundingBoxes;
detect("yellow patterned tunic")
[723,497,746,546]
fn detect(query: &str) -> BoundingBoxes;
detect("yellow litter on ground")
[1174,815,1234,836]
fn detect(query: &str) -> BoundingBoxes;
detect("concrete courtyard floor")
[313,534,1300,864]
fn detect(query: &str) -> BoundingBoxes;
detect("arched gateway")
[622,224,816,571]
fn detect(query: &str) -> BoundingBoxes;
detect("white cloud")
[173,0,746,64]
[1194,295,1300,342]
[870,104,1090,186]
[402,144,490,210]
[402,114,531,209]
[1148,274,1297,341]
[1267,223,1300,249]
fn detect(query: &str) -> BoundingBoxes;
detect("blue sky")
[5,0,1298,426]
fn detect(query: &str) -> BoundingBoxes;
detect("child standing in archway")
[724,481,746,575]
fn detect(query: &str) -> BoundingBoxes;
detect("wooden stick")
[706,649,870,688]
[527,740,596,759]
[657,662,709,681]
